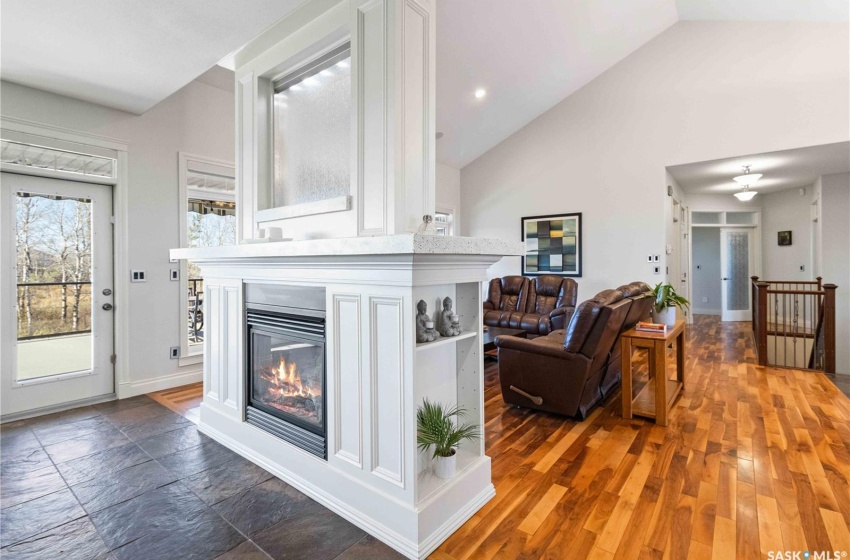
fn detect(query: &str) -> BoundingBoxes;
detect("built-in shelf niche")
[412,281,485,505]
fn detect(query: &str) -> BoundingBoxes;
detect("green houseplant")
[416,399,480,479]
[651,282,690,326]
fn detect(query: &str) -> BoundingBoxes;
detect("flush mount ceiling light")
[733,165,760,201]
[474,88,486,99]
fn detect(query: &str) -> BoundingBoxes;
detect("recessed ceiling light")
[474,89,486,99]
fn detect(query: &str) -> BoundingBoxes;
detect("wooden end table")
[482,327,527,361]
[621,320,686,427]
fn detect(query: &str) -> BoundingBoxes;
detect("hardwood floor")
[151,315,850,559]
[149,381,202,423]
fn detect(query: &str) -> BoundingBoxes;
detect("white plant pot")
[652,306,677,327]
[433,451,457,479]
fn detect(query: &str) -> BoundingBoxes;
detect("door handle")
[102,303,114,311]
[102,288,112,296]
[722,278,728,281]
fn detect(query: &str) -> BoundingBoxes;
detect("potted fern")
[651,282,690,327]
[417,399,480,479]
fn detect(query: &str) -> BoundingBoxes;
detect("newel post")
[751,276,759,333]
[823,284,837,374]
[755,282,769,366]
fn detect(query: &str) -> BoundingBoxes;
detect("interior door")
[720,228,754,322]
[1,172,114,416]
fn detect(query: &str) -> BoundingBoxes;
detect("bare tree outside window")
[15,193,92,339]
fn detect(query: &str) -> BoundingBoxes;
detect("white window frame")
[434,205,455,236]
[177,153,235,364]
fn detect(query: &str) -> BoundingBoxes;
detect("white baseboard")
[118,369,202,398]
[692,308,721,316]
[1,393,116,423]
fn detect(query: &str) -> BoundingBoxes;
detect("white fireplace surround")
[171,235,524,558]
[169,0,528,556]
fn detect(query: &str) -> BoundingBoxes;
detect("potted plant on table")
[651,283,690,327]
[417,399,480,479]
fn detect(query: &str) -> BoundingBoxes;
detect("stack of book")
[636,321,667,334]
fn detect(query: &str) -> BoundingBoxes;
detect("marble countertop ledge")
[170,234,525,261]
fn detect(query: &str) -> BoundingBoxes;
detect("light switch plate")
[131,270,146,282]
[170,269,179,281]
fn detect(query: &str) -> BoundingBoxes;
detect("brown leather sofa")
[482,276,529,330]
[483,275,577,335]
[494,285,643,419]
[600,282,653,397]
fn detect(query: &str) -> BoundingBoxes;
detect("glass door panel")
[15,193,94,379]
[721,228,754,322]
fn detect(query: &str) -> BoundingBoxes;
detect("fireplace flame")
[271,355,313,398]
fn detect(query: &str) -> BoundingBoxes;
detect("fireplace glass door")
[250,327,325,435]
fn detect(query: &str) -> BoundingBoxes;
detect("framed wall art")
[777,231,792,246]
[521,213,582,277]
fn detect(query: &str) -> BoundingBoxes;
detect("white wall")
[691,228,721,314]
[0,78,235,394]
[761,187,813,280]
[820,172,849,374]
[460,21,849,300]
[436,163,461,234]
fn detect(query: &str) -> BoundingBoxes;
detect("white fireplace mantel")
[170,237,523,559]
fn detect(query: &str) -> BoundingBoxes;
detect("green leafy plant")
[651,282,691,313]
[416,399,480,459]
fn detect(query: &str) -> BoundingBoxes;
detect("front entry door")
[1,172,114,416]
[720,228,754,322]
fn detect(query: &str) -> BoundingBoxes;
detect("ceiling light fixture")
[733,165,760,201]
[733,165,762,186]
[474,88,486,99]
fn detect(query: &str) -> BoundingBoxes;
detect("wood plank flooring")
[152,315,850,559]
[149,381,202,423]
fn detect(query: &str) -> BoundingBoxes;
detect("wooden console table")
[621,320,686,427]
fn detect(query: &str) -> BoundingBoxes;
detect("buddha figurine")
[416,300,438,343]
[437,297,462,337]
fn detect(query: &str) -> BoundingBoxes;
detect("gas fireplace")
[245,284,327,459]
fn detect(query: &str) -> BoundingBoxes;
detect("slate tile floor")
[0,395,404,560]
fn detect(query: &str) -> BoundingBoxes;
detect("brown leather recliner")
[599,282,653,397]
[494,288,632,418]
[482,276,530,330]
[519,276,578,335]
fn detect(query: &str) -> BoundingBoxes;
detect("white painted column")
[353,0,436,236]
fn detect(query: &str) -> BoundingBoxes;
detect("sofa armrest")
[549,306,575,331]
[483,301,495,311]
[495,334,574,360]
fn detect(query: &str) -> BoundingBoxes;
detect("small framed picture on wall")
[778,231,792,246]
[521,213,582,277]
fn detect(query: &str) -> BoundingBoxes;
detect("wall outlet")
[170,269,179,281]
[170,347,179,359]
[701,296,708,303]
[131,270,146,282]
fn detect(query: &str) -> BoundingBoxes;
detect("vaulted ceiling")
[2,0,847,166]
[0,0,309,114]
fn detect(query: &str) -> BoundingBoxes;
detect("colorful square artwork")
[522,213,582,277]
